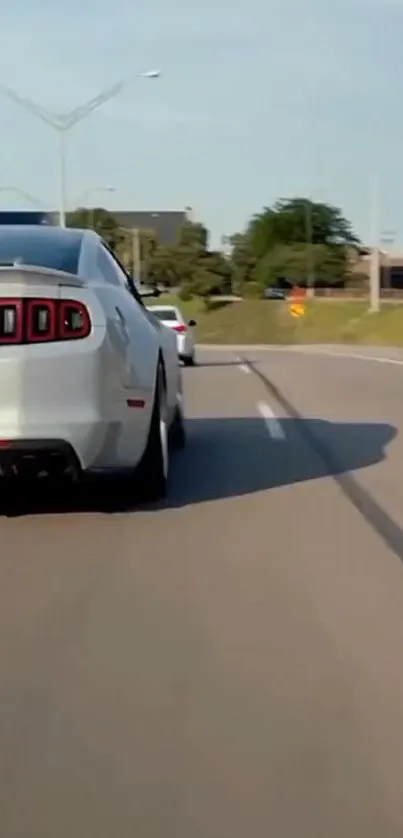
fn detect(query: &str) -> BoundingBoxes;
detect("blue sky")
[0,0,402,247]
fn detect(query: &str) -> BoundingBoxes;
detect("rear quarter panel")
[91,285,161,465]
[93,285,159,393]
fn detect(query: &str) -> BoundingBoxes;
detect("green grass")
[150,295,403,346]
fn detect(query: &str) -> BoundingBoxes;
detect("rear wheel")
[183,354,195,367]
[170,405,186,450]
[135,364,169,501]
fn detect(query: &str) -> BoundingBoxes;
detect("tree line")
[67,198,362,305]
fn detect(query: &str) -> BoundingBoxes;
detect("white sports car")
[147,304,196,366]
[0,225,186,500]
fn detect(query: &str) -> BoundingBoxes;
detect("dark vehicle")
[0,210,54,226]
[263,287,286,300]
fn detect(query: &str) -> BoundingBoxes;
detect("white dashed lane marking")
[257,400,286,440]
[236,356,251,373]
[235,358,285,438]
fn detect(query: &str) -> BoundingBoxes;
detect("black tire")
[135,365,169,501]
[170,405,186,450]
[183,355,195,367]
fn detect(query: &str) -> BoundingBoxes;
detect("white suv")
[147,305,196,366]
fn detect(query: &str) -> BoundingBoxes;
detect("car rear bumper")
[0,439,81,480]
[0,415,149,474]
[176,333,193,358]
[0,331,154,473]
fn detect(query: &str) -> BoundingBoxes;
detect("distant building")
[50,207,192,246]
[349,245,403,289]
[110,209,191,246]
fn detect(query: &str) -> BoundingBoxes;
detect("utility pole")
[369,174,380,312]
[221,235,233,294]
[304,199,315,297]
[142,235,151,288]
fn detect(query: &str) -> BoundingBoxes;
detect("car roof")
[0,224,105,241]
[148,304,179,312]
[147,305,183,320]
[0,224,88,243]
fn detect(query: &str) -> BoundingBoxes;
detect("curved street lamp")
[75,185,115,207]
[0,185,45,207]
[0,70,161,228]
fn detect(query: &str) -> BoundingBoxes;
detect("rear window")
[0,211,54,226]
[150,308,178,322]
[0,228,82,274]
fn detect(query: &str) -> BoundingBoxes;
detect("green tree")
[67,207,123,250]
[231,197,358,291]
[144,219,233,301]
[198,250,233,294]
[176,220,209,273]
[177,220,208,253]
[147,245,182,288]
[254,243,347,287]
[132,229,158,286]
[190,267,220,309]
[248,198,358,258]
[114,228,159,283]
[176,247,232,301]
[228,232,257,293]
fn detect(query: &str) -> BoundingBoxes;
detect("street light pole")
[0,184,114,223]
[0,70,161,228]
[369,174,380,312]
[60,131,67,227]
[0,186,45,207]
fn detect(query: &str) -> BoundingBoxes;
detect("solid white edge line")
[197,345,403,366]
[257,401,286,440]
[300,348,403,366]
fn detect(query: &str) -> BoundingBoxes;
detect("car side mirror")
[188,319,196,327]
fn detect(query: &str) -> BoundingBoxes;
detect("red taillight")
[173,324,187,333]
[59,301,91,340]
[27,300,57,342]
[0,299,24,344]
[0,298,91,345]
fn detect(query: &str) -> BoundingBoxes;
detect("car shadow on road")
[0,417,396,517]
[191,360,241,367]
[160,417,397,510]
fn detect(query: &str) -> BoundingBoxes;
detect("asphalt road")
[1,346,403,837]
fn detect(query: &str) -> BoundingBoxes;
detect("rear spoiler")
[0,264,85,287]
[0,265,163,294]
